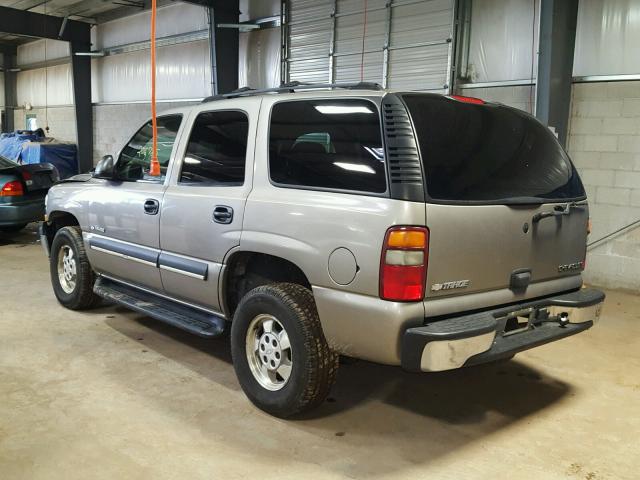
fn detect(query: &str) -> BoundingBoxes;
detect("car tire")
[50,226,100,310]
[0,223,28,233]
[231,283,339,418]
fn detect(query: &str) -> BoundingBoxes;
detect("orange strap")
[149,0,160,176]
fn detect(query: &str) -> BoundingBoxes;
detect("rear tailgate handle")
[532,201,587,223]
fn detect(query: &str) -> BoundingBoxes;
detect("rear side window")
[269,99,386,194]
[402,94,586,203]
[180,111,248,186]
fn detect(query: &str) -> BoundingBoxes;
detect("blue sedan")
[0,155,59,233]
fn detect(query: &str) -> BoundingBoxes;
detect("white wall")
[91,40,212,103]
[17,39,69,65]
[567,81,640,290]
[13,106,77,143]
[16,64,74,107]
[574,0,640,77]
[239,28,281,89]
[92,3,209,50]
[467,0,539,83]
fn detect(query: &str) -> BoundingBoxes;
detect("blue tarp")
[0,132,41,162]
[0,132,78,179]
[21,143,79,180]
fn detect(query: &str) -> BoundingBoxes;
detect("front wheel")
[50,226,100,310]
[231,283,339,418]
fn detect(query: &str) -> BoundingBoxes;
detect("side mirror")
[93,155,115,179]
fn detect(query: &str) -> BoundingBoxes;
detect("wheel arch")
[222,250,312,319]
[42,211,80,253]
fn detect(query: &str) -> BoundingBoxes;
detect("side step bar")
[94,277,226,338]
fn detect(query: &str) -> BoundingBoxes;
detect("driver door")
[84,114,184,292]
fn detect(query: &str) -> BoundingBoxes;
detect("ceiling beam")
[0,43,18,56]
[0,6,90,45]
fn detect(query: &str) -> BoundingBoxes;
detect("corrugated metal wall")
[286,0,455,92]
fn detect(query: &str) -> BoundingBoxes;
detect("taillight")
[448,95,485,105]
[380,226,429,301]
[0,180,24,197]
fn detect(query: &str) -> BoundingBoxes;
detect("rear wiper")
[532,200,588,223]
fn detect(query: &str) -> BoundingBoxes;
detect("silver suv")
[41,83,605,418]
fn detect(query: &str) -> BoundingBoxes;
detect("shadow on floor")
[103,305,571,477]
[0,223,40,247]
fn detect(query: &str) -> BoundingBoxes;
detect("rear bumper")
[401,288,605,372]
[0,198,45,226]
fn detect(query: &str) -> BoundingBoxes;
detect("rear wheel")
[50,226,100,310]
[0,223,28,233]
[231,283,338,418]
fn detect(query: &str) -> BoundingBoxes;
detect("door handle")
[144,199,160,215]
[213,205,233,224]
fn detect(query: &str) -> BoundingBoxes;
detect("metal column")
[535,0,579,146]
[1,46,17,133]
[207,0,239,94]
[0,6,93,171]
[70,41,93,173]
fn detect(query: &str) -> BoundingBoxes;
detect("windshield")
[0,156,17,169]
[401,94,585,203]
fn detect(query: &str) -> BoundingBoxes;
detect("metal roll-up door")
[333,0,386,84]
[387,0,455,92]
[284,0,456,92]
[286,0,333,83]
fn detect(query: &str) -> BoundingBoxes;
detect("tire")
[50,226,100,310]
[0,223,28,233]
[230,283,339,418]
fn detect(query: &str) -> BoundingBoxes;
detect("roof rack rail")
[201,81,383,103]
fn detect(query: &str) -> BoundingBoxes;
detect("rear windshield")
[401,94,585,203]
[0,156,17,169]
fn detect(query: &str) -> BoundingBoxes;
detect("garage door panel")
[289,0,333,23]
[288,0,333,83]
[338,0,387,14]
[289,58,331,83]
[335,9,387,55]
[334,51,385,84]
[286,0,454,90]
[387,43,450,91]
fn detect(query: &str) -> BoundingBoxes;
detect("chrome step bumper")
[401,288,605,372]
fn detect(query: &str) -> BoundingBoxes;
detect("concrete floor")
[1,224,639,480]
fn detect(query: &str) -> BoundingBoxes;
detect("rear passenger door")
[159,99,260,312]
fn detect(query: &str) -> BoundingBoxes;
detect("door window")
[179,110,249,186]
[115,115,182,182]
[269,99,386,194]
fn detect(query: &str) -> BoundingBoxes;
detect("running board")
[94,277,226,338]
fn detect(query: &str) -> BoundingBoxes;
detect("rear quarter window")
[268,99,387,194]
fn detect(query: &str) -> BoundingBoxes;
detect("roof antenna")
[149,0,160,176]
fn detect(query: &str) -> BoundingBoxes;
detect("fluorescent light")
[315,105,373,115]
[184,157,201,165]
[334,162,375,174]
[74,51,105,57]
